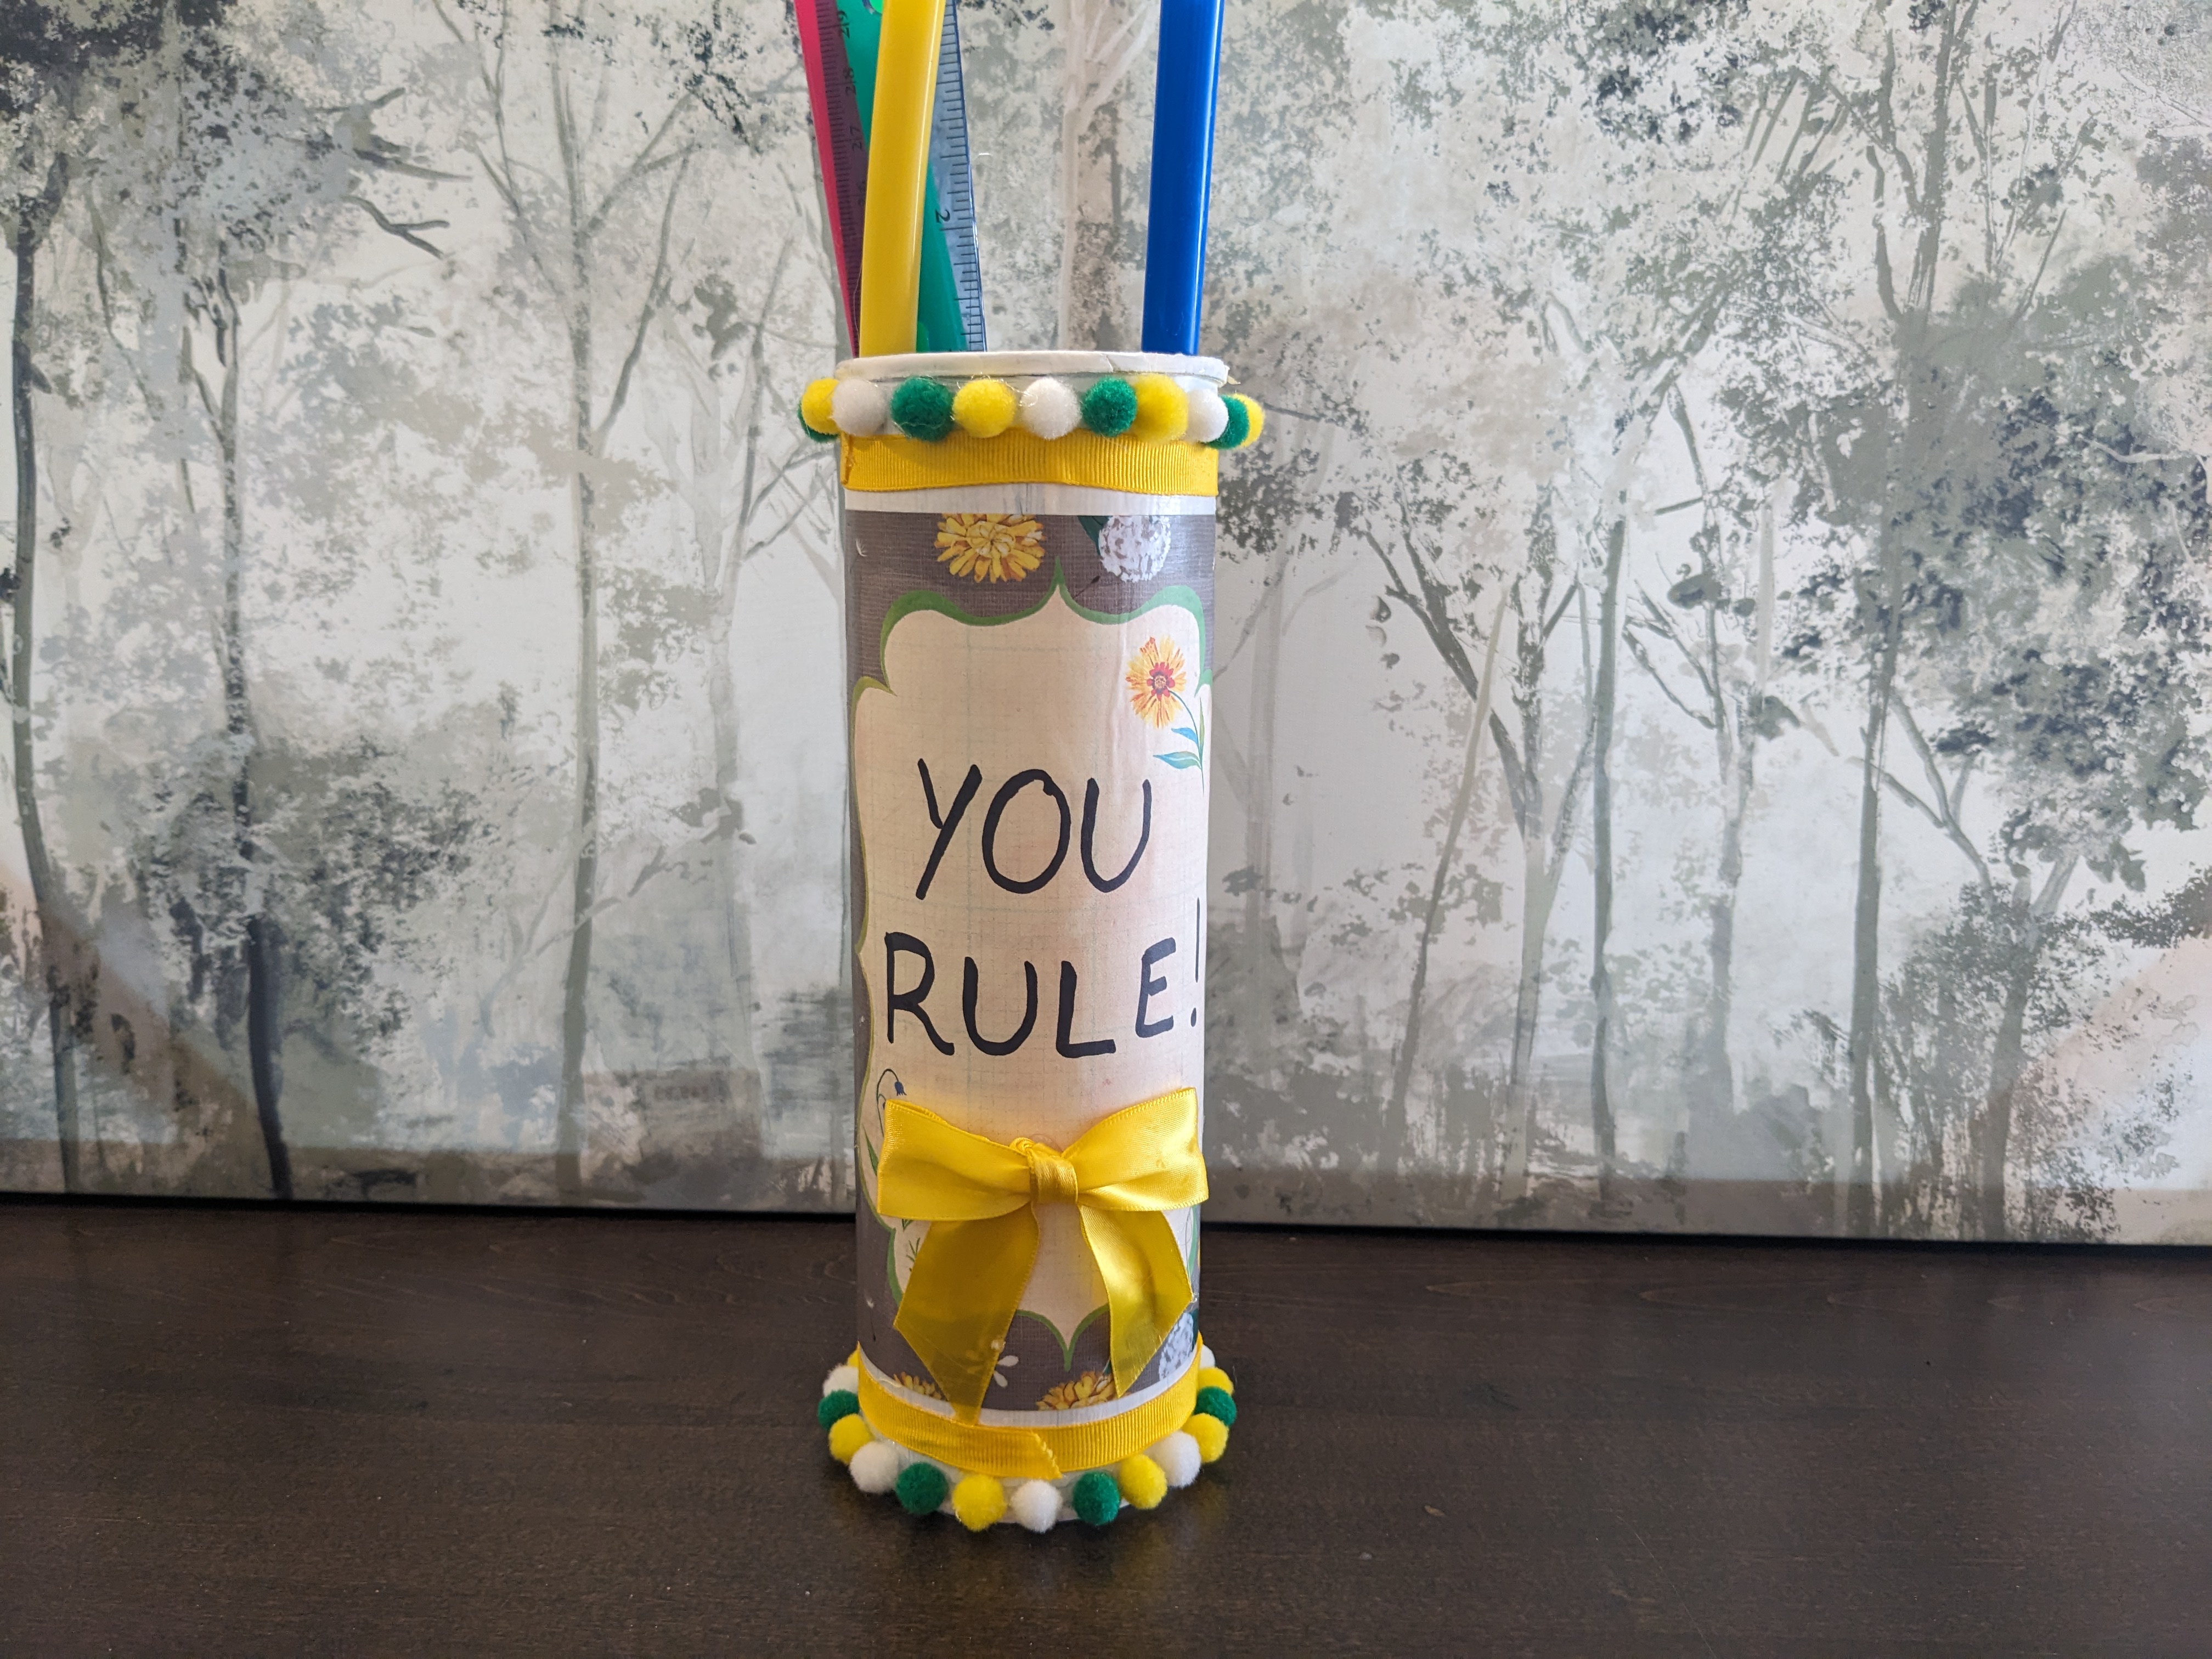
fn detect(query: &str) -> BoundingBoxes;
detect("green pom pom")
[1205,394,1251,450]
[1071,1469,1121,1527]
[1080,376,1137,437]
[895,1460,951,1516]
[798,403,838,443]
[1192,1385,1238,1427]
[816,1389,859,1430]
[890,376,955,441]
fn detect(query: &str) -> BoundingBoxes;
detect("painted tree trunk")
[707,610,760,1079]
[703,298,797,1087]
[557,307,599,1204]
[1700,498,1774,1127]
[1235,542,1283,1077]
[1845,0,1965,1237]
[1588,515,1628,1200]
[1386,624,1498,1159]
[10,191,81,1190]
[213,278,290,1201]
[1975,939,2036,1242]
[1843,616,1895,1236]
[1702,763,1748,1109]
[1976,861,2072,1240]
[1497,829,1565,1206]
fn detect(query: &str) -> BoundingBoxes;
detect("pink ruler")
[794,0,869,355]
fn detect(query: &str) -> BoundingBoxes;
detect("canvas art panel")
[3,0,2211,1242]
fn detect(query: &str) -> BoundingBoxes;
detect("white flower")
[1154,1311,1199,1380]
[1097,514,1172,580]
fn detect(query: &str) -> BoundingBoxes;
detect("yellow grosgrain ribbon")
[875,1087,1206,1421]
[840,428,1221,495]
[856,1353,1200,1481]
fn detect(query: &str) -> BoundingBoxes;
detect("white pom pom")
[1009,1479,1062,1533]
[1185,387,1229,444]
[1148,1431,1203,1489]
[848,1440,901,1495]
[831,377,888,436]
[1199,1345,1216,1370]
[821,1364,859,1397]
[1019,377,1080,440]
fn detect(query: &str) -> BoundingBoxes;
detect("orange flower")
[892,1371,946,1401]
[1125,636,1187,729]
[935,512,1044,583]
[1037,1369,1119,1411]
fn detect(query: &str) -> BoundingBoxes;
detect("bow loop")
[873,1087,1206,1420]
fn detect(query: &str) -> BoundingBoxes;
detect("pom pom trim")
[827,1413,874,1465]
[1079,376,1138,437]
[809,370,1260,454]
[799,377,839,441]
[895,1459,951,1516]
[817,1344,1237,1529]
[889,376,956,442]
[1070,1469,1121,1527]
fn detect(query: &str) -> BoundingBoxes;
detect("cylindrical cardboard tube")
[843,353,1220,1474]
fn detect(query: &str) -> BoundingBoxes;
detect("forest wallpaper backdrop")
[4,0,2210,1239]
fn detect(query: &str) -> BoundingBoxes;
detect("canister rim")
[835,350,1231,385]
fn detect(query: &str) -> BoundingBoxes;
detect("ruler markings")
[927,0,986,351]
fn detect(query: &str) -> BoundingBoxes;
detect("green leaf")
[1170,725,1200,743]
[1155,751,1202,769]
[1077,514,1109,545]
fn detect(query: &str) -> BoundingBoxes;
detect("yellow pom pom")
[1196,1365,1234,1397]
[1184,1412,1229,1463]
[952,377,1018,439]
[951,1473,1008,1531]
[1226,393,1264,448]
[1127,373,1189,442]
[827,1413,873,1465]
[1116,1454,1169,1510]
[799,377,839,436]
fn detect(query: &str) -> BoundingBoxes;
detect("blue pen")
[1141,0,1225,356]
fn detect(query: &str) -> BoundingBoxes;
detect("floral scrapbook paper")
[848,500,1211,1413]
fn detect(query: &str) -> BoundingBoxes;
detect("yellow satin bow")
[875,1086,1207,1421]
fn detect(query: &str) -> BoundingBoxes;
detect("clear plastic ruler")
[927,0,986,351]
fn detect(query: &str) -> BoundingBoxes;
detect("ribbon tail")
[893,1207,1039,1422]
[1080,1207,1195,1401]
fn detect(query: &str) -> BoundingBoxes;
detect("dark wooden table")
[3,1200,2208,1655]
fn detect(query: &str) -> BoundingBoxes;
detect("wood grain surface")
[3,1200,2208,1656]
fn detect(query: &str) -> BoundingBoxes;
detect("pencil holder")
[803,351,1259,1530]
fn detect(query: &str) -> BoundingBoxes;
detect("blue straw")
[1141,0,1224,356]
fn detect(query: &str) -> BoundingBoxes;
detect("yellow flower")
[1037,1369,1119,1411]
[1125,636,1187,729]
[935,512,1044,583]
[893,1372,946,1401]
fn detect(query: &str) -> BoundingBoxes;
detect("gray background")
[4,0,2211,1241]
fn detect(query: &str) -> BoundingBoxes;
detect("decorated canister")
[809,352,1257,1528]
